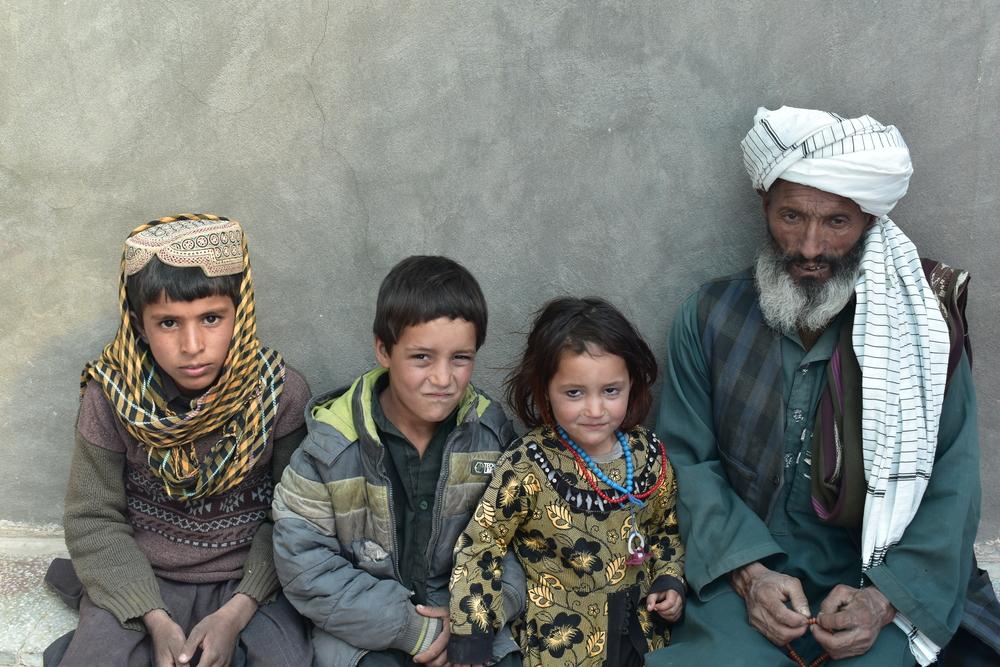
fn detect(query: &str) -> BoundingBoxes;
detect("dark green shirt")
[371,373,456,604]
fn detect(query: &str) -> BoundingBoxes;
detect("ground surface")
[1,520,999,666]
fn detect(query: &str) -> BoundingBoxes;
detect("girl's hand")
[144,609,186,667]
[178,593,258,667]
[646,589,684,622]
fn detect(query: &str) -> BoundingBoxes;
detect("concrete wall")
[2,1,998,539]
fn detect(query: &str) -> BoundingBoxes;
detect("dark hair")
[125,257,242,316]
[506,297,657,430]
[373,255,488,352]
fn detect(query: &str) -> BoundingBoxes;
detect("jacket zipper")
[377,444,404,582]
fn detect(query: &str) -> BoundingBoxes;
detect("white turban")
[741,106,913,217]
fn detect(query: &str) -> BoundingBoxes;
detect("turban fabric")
[743,107,950,666]
[741,106,912,217]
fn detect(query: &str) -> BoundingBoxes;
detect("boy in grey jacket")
[273,256,524,667]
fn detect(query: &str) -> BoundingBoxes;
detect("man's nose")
[799,223,824,259]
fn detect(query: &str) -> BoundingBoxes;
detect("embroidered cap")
[124,216,244,277]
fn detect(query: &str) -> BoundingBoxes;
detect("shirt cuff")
[448,632,495,665]
[649,574,687,602]
[390,605,442,656]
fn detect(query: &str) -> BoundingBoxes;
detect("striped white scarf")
[854,217,951,664]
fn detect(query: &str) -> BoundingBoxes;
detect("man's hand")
[177,593,257,667]
[646,589,684,622]
[811,585,895,659]
[412,604,451,667]
[730,562,811,646]
[144,609,186,667]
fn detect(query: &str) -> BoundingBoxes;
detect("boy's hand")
[413,604,451,667]
[646,589,684,622]
[178,593,257,667]
[144,609,186,667]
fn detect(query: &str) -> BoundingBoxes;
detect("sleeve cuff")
[448,632,495,665]
[650,574,687,602]
[389,605,441,655]
[234,523,280,603]
[865,564,951,646]
[97,578,167,630]
[692,542,784,601]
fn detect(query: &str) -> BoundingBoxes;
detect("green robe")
[646,292,980,666]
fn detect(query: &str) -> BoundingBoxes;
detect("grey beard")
[754,244,861,334]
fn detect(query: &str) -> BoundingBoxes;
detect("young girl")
[448,297,685,667]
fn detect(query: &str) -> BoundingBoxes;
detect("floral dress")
[448,425,685,667]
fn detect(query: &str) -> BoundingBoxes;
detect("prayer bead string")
[785,618,829,667]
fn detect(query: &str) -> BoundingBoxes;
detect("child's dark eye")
[453,354,474,364]
[158,319,177,329]
[603,387,622,397]
[411,353,430,362]
[564,389,582,399]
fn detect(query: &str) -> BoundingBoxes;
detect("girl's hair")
[506,296,658,430]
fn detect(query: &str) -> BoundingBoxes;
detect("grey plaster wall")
[2,1,999,539]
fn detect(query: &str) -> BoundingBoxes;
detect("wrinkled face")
[136,293,236,397]
[762,179,874,285]
[374,317,478,433]
[547,345,631,457]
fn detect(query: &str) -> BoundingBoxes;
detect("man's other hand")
[812,585,895,659]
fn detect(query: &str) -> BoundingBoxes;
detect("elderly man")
[647,107,1000,666]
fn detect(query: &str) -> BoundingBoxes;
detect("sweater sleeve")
[63,427,165,630]
[655,293,784,598]
[234,369,310,604]
[448,448,535,665]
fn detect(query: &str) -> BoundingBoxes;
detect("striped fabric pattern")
[82,214,286,501]
[741,106,912,217]
[855,217,950,665]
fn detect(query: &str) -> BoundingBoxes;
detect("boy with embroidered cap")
[272,255,525,667]
[44,214,312,666]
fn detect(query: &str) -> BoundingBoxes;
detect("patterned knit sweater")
[64,368,309,628]
[448,425,685,666]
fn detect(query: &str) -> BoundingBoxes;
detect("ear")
[374,336,391,369]
[864,214,877,230]
[130,311,147,342]
[757,188,769,215]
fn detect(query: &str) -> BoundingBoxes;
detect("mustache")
[779,252,853,275]
[768,232,866,280]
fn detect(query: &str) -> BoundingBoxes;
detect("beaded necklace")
[555,425,668,566]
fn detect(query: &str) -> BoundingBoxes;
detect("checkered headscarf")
[82,214,286,501]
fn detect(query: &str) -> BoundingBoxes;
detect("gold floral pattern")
[449,426,685,666]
